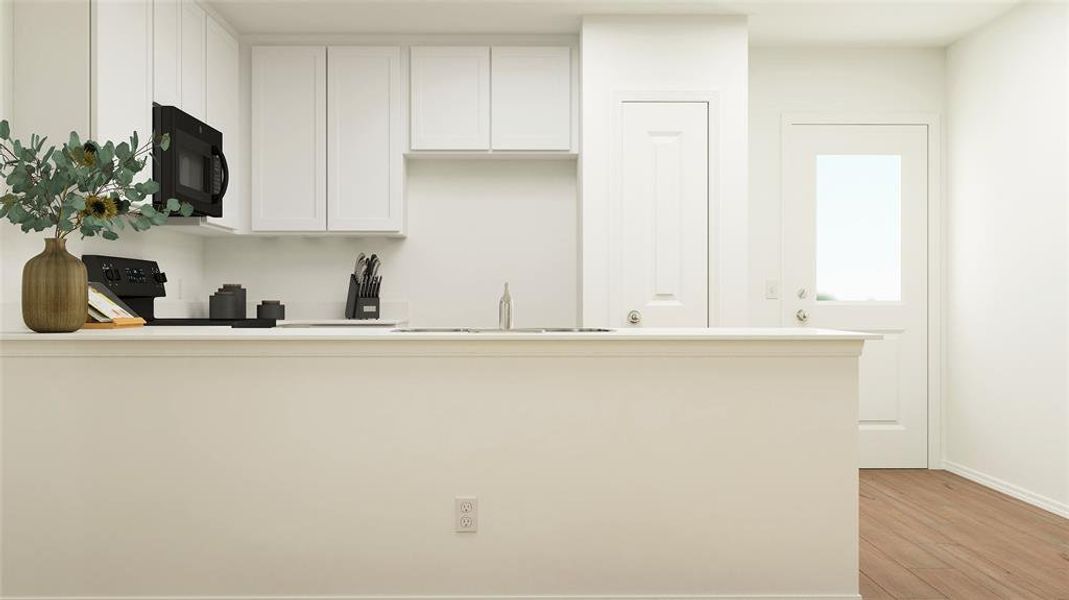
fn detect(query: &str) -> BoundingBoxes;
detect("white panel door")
[410,46,490,150]
[328,47,404,232]
[491,46,571,150]
[152,0,181,106]
[205,16,240,230]
[251,46,327,232]
[618,102,709,328]
[782,124,928,468]
[179,0,206,119]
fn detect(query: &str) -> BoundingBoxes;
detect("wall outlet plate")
[455,496,478,533]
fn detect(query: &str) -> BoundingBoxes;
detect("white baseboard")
[943,460,1069,519]
[0,590,863,594]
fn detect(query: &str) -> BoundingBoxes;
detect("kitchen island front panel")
[1,333,862,599]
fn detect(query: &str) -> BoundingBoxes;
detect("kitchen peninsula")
[1,327,872,599]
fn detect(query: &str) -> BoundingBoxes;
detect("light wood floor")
[860,469,1069,599]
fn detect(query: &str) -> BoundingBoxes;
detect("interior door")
[618,102,708,328]
[782,124,928,468]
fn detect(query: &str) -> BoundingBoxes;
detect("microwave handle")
[213,146,229,202]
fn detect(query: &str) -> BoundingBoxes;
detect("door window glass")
[816,154,902,302]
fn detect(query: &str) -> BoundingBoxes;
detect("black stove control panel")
[83,255,167,298]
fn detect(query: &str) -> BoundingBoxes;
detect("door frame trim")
[609,90,721,327]
[780,113,944,469]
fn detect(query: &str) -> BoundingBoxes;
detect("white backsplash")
[202,159,579,328]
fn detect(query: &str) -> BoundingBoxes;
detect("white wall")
[580,16,749,327]
[944,1,1069,516]
[203,159,579,327]
[1,0,11,122]
[748,46,946,326]
[0,0,206,331]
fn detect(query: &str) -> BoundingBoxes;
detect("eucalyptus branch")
[0,121,190,240]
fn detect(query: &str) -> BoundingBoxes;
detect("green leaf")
[151,212,168,225]
[159,133,170,151]
[102,230,118,240]
[69,195,86,210]
[7,203,27,222]
[140,204,157,218]
[179,202,194,217]
[96,142,114,166]
[141,180,160,195]
[166,197,181,212]
[0,121,9,139]
[68,131,81,149]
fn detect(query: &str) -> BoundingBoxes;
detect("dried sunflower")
[82,195,118,219]
[78,142,97,167]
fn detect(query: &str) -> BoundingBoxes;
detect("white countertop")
[0,326,878,342]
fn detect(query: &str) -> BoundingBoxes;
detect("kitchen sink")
[391,327,613,333]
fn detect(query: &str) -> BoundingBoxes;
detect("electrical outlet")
[764,279,780,300]
[455,497,478,533]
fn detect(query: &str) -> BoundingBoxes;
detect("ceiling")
[206,0,1022,45]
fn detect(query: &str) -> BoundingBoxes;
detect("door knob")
[627,309,642,325]
[795,309,809,324]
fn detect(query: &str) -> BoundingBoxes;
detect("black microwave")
[153,104,228,217]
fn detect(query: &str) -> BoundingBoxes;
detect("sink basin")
[391,327,477,333]
[391,327,613,334]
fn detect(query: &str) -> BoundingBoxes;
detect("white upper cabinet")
[409,46,490,150]
[93,0,153,148]
[205,16,241,230]
[252,46,327,232]
[152,0,207,118]
[179,0,206,120]
[152,0,181,106]
[491,47,571,150]
[328,47,404,233]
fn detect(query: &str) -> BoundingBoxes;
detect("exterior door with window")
[782,124,928,468]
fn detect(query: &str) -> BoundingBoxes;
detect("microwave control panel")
[82,255,167,298]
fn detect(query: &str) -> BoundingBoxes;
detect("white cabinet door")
[491,47,571,150]
[205,16,241,230]
[618,102,709,327]
[251,46,327,232]
[328,47,404,232]
[180,0,206,120]
[152,0,181,106]
[93,0,152,149]
[410,46,489,150]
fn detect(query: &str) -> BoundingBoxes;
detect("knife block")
[345,273,381,320]
[354,297,380,320]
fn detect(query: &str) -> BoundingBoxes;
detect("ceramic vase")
[21,238,87,333]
